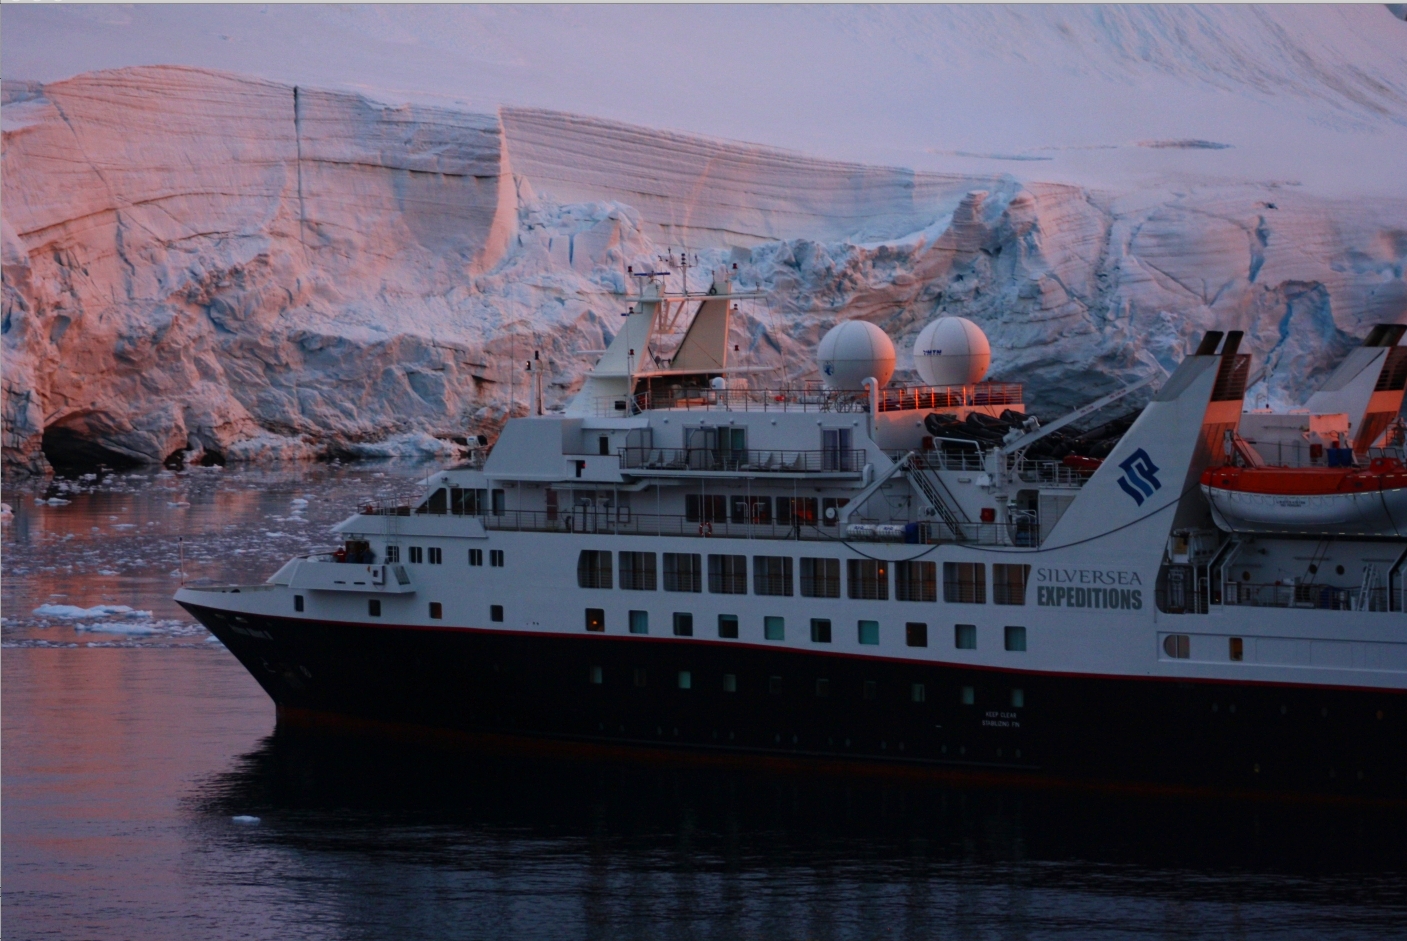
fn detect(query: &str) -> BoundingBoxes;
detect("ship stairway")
[902,453,971,542]
[1356,565,1382,612]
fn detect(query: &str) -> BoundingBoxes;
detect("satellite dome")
[913,317,990,386]
[817,321,896,390]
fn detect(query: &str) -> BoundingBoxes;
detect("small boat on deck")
[1201,456,1407,537]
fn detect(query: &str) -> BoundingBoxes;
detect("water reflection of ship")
[178,265,1407,798]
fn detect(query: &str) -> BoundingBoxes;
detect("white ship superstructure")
[178,268,1407,797]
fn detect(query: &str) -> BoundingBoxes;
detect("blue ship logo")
[1116,448,1162,506]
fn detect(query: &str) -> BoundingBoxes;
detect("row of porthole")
[589,665,1025,708]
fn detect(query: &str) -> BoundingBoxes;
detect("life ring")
[698,521,712,537]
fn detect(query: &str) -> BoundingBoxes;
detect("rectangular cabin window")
[491,489,506,516]
[858,620,880,646]
[955,624,977,649]
[847,559,889,600]
[753,556,794,596]
[895,561,937,602]
[685,494,726,523]
[490,549,504,568]
[960,685,975,705]
[911,683,927,703]
[633,668,647,688]
[708,554,747,594]
[764,616,785,641]
[905,622,928,647]
[368,599,381,617]
[1004,625,1027,651]
[589,665,603,685]
[718,614,739,639]
[1229,637,1244,661]
[810,618,832,643]
[800,558,841,598]
[619,552,658,591]
[469,548,483,566]
[673,612,693,636]
[599,435,611,456]
[778,497,818,527]
[577,550,613,589]
[663,553,702,593]
[545,489,559,522]
[491,604,504,622]
[822,428,854,471]
[815,678,831,698]
[585,608,605,632]
[863,680,878,701]
[1011,688,1025,708]
[409,546,424,565]
[723,673,737,693]
[429,602,443,619]
[678,670,692,690]
[993,564,1030,605]
[768,676,783,695]
[629,610,648,634]
[428,547,442,565]
[384,546,400,563]
[294,595,304,613]
[943,562,986,604]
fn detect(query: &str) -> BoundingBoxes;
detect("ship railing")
[1010,458,1095,488]
[614,382,1024,416]
[1218,581,1398,612]
[618,448,866,474]
[906,448,988,473]
[455,509,1013,544]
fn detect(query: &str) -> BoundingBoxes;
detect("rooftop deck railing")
[612,382,1024,416]
[618,448,866,475]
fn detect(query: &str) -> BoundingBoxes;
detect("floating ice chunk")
[168,501,191,508]
[113,524,137,530]
[290,498,309,507]
[231,815,261,824]
[264,532,286,538]
[75,622,160,636]
[33,603,152,620]
[98,570,120,576]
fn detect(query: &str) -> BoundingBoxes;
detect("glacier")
[3,8,1406,474]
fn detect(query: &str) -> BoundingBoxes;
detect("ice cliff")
[4,65,1406,473]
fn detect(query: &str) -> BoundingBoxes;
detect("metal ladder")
[1356,565,1380,612]
[904,453,970,542]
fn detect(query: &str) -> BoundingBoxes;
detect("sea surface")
[4,463,1407,941]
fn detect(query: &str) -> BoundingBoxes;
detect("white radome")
[913,317,991,386]
[817,321,896,390]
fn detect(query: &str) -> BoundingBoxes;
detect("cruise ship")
[177,268,1407,798]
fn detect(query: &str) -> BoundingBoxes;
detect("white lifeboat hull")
[1202,484,1407,537]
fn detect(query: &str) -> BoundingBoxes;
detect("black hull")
[180,602,1407,800]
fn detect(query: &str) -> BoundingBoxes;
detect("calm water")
[5,465,1407,940]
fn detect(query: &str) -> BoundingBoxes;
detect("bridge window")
[577,550,613,589]
[994,564,1030,605]
[619,552,657,590]
[753,556,794,596]
[943,562,986,604]
[663,553,702,592]
[847,559,888,600]
[708,554,747,594]
[896,561,937,602]
[800,557,841,598]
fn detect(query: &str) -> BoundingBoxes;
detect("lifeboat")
[1200,457,1407,537]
